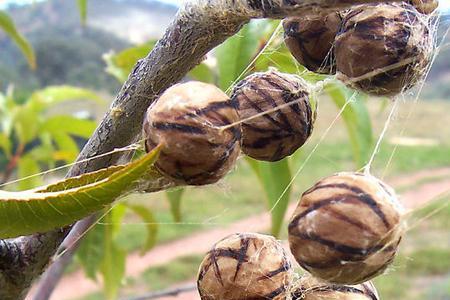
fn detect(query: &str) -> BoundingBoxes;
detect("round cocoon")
[335,3,433,96]
[288,172,404,284]
[197,232,293,300]
[232,70,314,162]
[143,81,241,185]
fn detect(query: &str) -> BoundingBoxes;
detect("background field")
[0,1,449,300]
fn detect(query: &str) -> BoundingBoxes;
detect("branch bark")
[0,1,400,299]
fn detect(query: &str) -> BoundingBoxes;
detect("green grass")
[401,248,450,275]
[138,255,203,290]
[409,196,450,229]
[374,271,411,299]
[78,255,204,300]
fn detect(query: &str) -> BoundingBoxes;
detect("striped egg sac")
[288,172,404,284]
[231,70,315,162]
[410,0,439,14]
[291,274,379,300]
[335,3,433,96]
[143,81,241,186]
[197,232,293,300]
[283,12,342,74]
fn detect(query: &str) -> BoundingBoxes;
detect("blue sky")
[1,0,449,11]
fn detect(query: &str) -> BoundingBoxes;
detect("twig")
[0,1,402,300]
[122,283,197,300]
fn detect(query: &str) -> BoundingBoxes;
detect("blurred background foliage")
[0,1,449,300]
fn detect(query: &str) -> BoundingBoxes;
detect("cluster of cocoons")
[144,70,314,185]
[143,3,412,297]
[283,1,436,96]
[196,172,403,299]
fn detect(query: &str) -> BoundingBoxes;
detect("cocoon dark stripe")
[302,183,390,228]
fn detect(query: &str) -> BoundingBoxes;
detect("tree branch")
[0,1,400,299]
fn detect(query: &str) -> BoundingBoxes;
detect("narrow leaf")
[166,188,184,222]
[17,156,42,190]
[104,42,156,82]
[29,86,104,112]
[40,116,96,139]
[189,63,214,83]
[0,11,36,69]
[76,205,126,281]
[0,147,161,238]
[216,22,260,90]
[246,157,292,237]
[326,82,373,167]
[51,131,79,163]
[127,204,158,254]
[76,221,105,280]
[101,212,126,300]
[35,165,125,193]
[0,133,12,158]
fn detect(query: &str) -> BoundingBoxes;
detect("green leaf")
[12,107,39,143]
[27,143,55,166]
[110,203,127,234]
[0,11,36,69]
[166,188,184,222]
[255,45,301,74]
[17,155,43,190]
[0,133,12,158]
[104,42,156,82]
[101,212,126,300]
[40,116,96,139]
[0,93,15,137]
[216,22,261,90]
[28,86,104,112]
[51,131,79,163]
[127,204,158,255]
[326,82,373,168]
[76,220,105,280]
[77,204,127,284]
[77,0,88,25]
[0,147,161,238]
[36,165,125,193]
[189,64,214,83]
[246,157,292,237]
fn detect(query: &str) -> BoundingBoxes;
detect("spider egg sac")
[231,70,315,162]
[291,274,379,300]
[288,172,404,284]
[283,12,342,74]
[335,3,433,96]
[197,232,293,300]
[143,81,241,186]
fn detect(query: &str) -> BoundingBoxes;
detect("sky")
[1,0,450,11]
